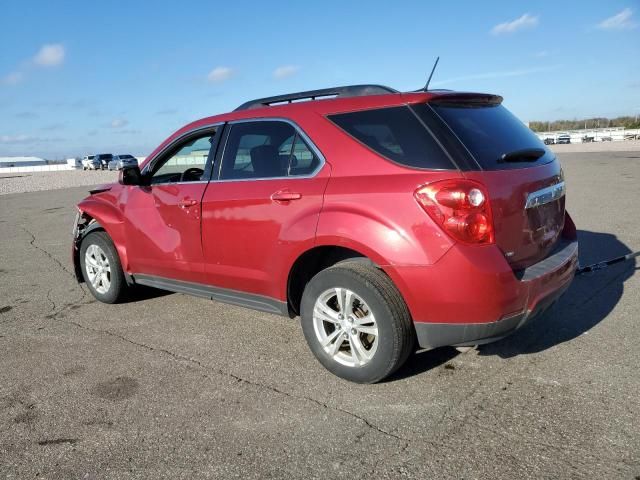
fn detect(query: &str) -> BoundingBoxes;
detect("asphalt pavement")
[0,151,638,479]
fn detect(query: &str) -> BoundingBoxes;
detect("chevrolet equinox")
[72,85,578,383]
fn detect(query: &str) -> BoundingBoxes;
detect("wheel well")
[287,246,374,316]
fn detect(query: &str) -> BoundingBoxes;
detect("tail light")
[414,179,494,245]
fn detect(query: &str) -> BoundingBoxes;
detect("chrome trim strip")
[525,181,566,209]
[143,117,326,184]
[148,180,210,187]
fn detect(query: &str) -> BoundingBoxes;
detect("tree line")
[529,116,640,132]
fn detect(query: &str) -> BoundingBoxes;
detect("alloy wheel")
[312,287,379,367]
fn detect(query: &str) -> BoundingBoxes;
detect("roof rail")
[233,84,398,111]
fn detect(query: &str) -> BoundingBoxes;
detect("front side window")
[150,129,217,184]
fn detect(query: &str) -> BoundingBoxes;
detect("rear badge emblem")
[525,182,566,209]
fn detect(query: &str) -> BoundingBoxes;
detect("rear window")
[428,103,554,170]
[328,106,454,170]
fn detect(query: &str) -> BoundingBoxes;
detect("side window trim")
[211,117,326,182]
[142,123,224,182]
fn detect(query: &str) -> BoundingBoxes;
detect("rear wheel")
[300,261,414,383]
[80,231,127,303]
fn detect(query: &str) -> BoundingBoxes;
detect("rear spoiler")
[428,93,503,107]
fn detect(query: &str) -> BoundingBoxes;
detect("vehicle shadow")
[389,229,636,379]
[478,229,636,358]
[123,285,173,303]
[388,346,460,381]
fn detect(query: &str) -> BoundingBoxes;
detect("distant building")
[0,156,46,167]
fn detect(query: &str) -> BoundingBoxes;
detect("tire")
[300,261,415,383]
[79,231,127,303]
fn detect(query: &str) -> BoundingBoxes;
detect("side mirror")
[119,165,143,186]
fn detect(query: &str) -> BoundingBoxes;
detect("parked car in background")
[72,84,577,383]
[67,158,82,169]
[601,136,612,142]
[557,134,571,144]
[581,135,594,143]
[94,153,114,170]
[85,156,102,170]
[108,154,139,171]
[81,155,96,170]
[543,137,555,145]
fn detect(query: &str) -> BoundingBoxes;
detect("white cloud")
[207,66,234,82]
[33,44,65,67]
[1,43,65,87]
[597,8,637,30]
[110,119,129,128]
[273,65,300,79]
[0,134,33,144]
[492,13,539,35]
[0,134,62,144]
[431,65,560,87]
[2,71,23,85]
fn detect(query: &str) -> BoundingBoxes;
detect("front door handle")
[271,191,302,202]
[179,199,197,208]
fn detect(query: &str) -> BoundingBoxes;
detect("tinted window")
[328,106,454,170]
[287,134,320,176]
[151,131,216,184]
[221,121,296,180]
[429,103,554,170]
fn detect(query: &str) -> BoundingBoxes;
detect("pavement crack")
[19,225,87,305]
[54,316,408,444]
[45,289,56,313]
[19,225,76,280]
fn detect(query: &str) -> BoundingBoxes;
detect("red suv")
[72,85,578,383]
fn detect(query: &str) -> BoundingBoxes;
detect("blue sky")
[1,0,638,158]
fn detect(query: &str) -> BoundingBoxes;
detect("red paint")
[75,89,577,326]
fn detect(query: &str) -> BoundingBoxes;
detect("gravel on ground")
[0,170,118,196]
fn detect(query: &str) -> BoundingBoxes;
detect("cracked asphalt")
[1,151,639,479]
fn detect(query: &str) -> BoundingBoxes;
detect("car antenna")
[423,56,440,91]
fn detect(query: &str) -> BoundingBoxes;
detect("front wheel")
[300,261,415,383]
[79,231,127,303]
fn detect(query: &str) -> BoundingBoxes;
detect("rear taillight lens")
[414,179,494,244]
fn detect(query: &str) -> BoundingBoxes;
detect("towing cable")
[576,251,640,276]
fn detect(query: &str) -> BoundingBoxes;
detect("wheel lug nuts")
[351,328,357,335]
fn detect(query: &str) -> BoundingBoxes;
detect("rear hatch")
[423,96,566,270]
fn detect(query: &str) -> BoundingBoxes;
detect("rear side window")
[279,134,321,176]
[327,106,454,170]
[428,103,554,170]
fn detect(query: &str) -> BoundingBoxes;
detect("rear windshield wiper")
[499,148,546,163]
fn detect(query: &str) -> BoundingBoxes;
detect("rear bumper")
[385,237,578,350]
[413,275,571,349]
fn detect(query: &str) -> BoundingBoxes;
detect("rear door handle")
[179,199,197,208]
[271,191,302,202]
